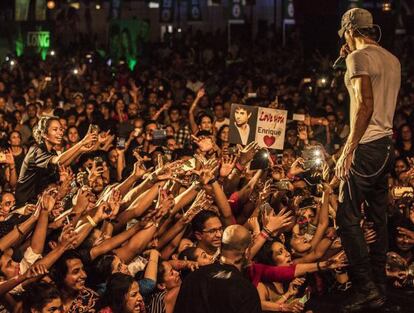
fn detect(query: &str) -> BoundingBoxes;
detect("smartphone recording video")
[250,149,270,170]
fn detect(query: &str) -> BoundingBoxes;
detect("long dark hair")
[22,281,61,313]
[216,124,229,148]
[101,273,135,313]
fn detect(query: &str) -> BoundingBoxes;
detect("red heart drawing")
[263,135,276,147]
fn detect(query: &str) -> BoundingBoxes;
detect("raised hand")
[264,208,294,234]
[1,148,15,166]
[196,88,205,100]
[58,223,78,250]
[325,250,348,270]
[107,189,122,218]
[155,187,175,220]
[80,132,98,152]
[132,158,147,179]
[297,125,308,142]
[220,154,236,178]
[59,165,74,185]
[289,157,305,176]
[40,187,58,212]
[24,264,49,279]
[237,141,260,166]
[397,227,414,245]
[182,190,210,223]
[192,135,214,153]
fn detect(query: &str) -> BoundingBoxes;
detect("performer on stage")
[334,8,401,313]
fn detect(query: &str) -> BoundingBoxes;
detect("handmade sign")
[229,103,287,150]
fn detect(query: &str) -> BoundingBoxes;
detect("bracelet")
[317,261,322,271]
[286,172,296,180]
[86,215,97,227]
[16,225,24,236]
[235,162,246,172]
[259,230,269,240]
[147,174,158,184]
[262,226,273,236]
[206,177,217,185]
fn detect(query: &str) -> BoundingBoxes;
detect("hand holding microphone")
[333,44,351,69]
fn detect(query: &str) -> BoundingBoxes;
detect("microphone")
[332,56,345,69]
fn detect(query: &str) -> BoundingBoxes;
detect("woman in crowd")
[15,116,97,206]
[99,273,146,313]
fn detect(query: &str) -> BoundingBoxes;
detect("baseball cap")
[338,8,373,38]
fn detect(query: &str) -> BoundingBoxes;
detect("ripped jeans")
[337,136,394,289]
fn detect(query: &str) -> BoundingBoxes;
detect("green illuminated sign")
[27,31,50,48]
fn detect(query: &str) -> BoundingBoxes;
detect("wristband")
[206,177,217,185]
[286,172,296,180]
[317,261,322,271]
[147,174,158,184]
[235,162,246,172]
[16,225,24,236]
[86,215,97,227]
[259,230,269,240]
[262,226,273,236]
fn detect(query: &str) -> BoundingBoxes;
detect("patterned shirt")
[67,288,99,313]
[174,124,191,149]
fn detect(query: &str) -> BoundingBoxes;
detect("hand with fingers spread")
[152,160,185,183]
[238,141,260,166]
[219,154,237,178]
[182,190,210,223]
[264,208,294,235]
[87,160,104,184]
[198,159,219,185]
[107,189,122,218]
[192,134,215,152]
[258,179,278,203]
[59,165,74,185]
[155,187,175,219]
[397,227,414,244]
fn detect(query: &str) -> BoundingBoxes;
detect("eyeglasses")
[202,227,223,235]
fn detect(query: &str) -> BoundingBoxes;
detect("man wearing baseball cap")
[334,7,401,313]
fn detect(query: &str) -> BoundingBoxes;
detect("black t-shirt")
[174,262,262,313]
[15,143,59,206]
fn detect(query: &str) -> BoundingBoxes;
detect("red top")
[247,262,297,287]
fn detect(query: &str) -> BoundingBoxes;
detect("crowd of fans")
[0,28,413,313]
